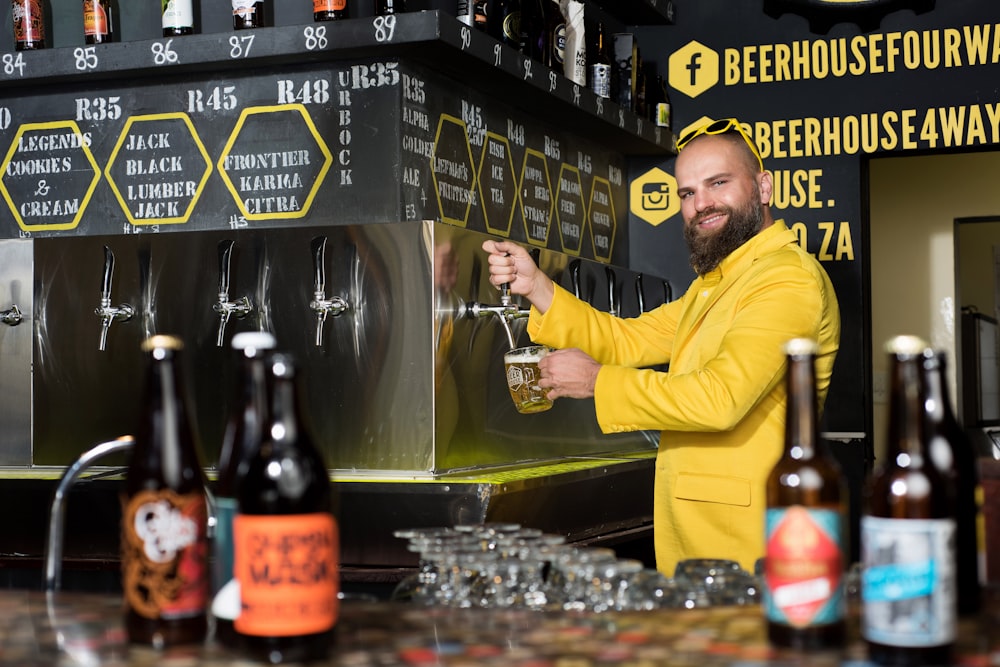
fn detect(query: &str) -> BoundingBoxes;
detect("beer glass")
[503,345,552,413]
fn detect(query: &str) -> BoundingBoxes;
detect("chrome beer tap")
[309,235,348,347]
[635,273,646,313]
[212,239,253,347]
[464,281,530,350]
[1,304,21,326]
[606,267,620,317]
[95,245,134,351]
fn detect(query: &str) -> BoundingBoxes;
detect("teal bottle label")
[211,496,239,621]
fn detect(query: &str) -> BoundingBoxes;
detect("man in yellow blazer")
[482,118,841,576]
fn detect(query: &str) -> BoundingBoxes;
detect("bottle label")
[313,0,347,11]
[656,102,671,129]
[552,24,566,65]
[861,515,956,647]
[161,0,193,29]
[83,2,110,37]
[210,496,239,621]
[590,64,611,98]
[502,11,520,44]
[764,506,845,627]
[232,0,257,17]
[233,512,339,636]
[121,489,208,620]
[12,0,45,43]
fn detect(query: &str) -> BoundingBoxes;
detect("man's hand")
[482,240,555,314]
[539,348,601,400]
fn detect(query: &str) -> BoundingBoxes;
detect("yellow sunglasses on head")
[676,118,764,172]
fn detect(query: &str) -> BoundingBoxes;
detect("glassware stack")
[391,524,760,612]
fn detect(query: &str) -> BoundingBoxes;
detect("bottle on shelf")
[588,21,612,99]
[861,335,956,667]
[654,75,672,130]
[921,348,983,616]
[83,0,113,44]
[520,0,547,61]
[487,0,521,50]
[763,338,847,650]
[211,331,277,649]
[634,51,647,119]
[233,0,269,29]
[162,0,194,36]
[121,335,209,648]
[456,0,475,26]
[374,0,405,14]
[543,0,564,70]
[12,0,46,50]
[314,0,348,21]
[234,352,339,663]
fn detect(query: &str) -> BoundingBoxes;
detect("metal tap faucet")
[1,304,21,326]
[464,282,530,350]
[212,239,253,347]
[309,236,348,347]
[95,245,134,351]
[606,267,619,317]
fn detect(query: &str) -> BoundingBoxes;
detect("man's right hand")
[481,240,555,314]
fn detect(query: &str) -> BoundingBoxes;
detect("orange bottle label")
[233,513,339,636]
[83,2,109,36]
[12,0,45,42]
[313,0,347,11]
[121,489,208,620]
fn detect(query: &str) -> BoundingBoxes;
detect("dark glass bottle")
[654,75,672,130]
[764,338,847,650]
[375,0,404,14]
[456,0,474,26]
[234,353,339,663]
[233,0,269,29]
[314,0,348,21]
[922,348,982,616]
[162,0,194,36]
[862,335,956,667]
[211,331,276,649]
[589,22,612,99]
[83,0,113,44]
[519,0,546,60]
[121,335,208,648]
[488,0,521,49]
[544,0,564,70]
[12,0,46,50]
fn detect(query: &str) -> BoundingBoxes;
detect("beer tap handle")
[569,259,581,299]
[311,235,327,296]
[1,304,22,327]
[217,239,235,298]
[635,274,645,314]
[100,245,115,304]
[663,280,673,304]
[606,267,618,316]
[95,245,133,351]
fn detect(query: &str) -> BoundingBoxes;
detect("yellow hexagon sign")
[630,167,679,227]
[668,40,719,99]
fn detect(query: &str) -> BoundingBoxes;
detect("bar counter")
[3,591,998,666]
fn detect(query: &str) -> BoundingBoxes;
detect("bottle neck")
[784,353,819,459]
[886,354,927,462]
[267,376,300,449]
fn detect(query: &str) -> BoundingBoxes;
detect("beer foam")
[505,348,548,363]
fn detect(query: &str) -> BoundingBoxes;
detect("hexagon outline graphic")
[555,163,585,257]
[0,120,101,232]
[477,131,518,237]
[588,176,616,262]
[668,40,720,99]
[430,114,476,228]
[217,104,333,221]
[630,167,679,227]
[519,148,553,247]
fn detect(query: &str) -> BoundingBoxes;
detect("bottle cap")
[141,334,183,352]
[885,334,927,356]
[783,338,818,356]
[232,331,277,353]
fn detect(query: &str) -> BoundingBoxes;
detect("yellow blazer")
[529,221,841,575]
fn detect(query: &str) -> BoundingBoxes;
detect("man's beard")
[684,193,765,276]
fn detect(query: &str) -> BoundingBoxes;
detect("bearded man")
[482,118,841,575]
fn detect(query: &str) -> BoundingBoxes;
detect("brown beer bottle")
[314,0,348,21]
[234,353,339,663]
[83,0,113,43]
[862,335,955,666]
[764,338,847,650]
[588,21,612,99]
[12,0,46,50]
[121,335,209,648]
[374,0,405,14]
[233,0,269,29]
[921,348,982,615]
[211,332,276,648]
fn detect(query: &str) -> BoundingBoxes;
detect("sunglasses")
[676,118,764,172]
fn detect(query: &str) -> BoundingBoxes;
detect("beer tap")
[95,245,134,352]
[569,259,581,299]
[1,304,21,326]
[606,267,619,317]
[635,273,645,314]
[212,239,253,347]
[309,235,348,347]
[664,280,673,304]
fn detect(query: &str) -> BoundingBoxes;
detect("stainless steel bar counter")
[3,591,998,666]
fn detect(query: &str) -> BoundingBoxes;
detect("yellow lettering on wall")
[770,170,823,210]
[836,222,855,261]
[818,222,835,261]
[788,222,854,262]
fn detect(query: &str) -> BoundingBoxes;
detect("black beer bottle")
[83,0,113,43]
[862,335,956,666]
[211,332,276,648]
[922,348,982,615]
[519,0,546,60]
[544,0,564,70]
[121,335,209,648]
[12,0,46,50]
[374,0,404,14]
[162,0,194,36]
[314,0,348,21]
[234,353,339,663]
[233,0,269,29]
[764,338,847,650]
[589,22,612,99]
[491,0,521,50]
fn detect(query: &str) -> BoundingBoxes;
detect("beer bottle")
[921,348,982,615]
[520,0,546,60]
[589,21,612,99]
[121,335,208,647]
[764,338,847,650]
[544,0,564,70]
[488,0,521,50]
[375,0,405,14]
[233,0,269,29]
[654,75,672,130]
[211,331,276,648]
[862,335,955,666]
[314,0,347,21]
[162,0,194,36]
[83,0,113,44]
[234,353,339,663]
[456,0,474,26]
[12,0,46,50]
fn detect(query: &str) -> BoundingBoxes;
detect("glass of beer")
[504,345,552,414]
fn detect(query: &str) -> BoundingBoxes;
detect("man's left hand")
[538,348,601,400]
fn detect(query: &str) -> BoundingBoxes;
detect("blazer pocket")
[674,472,752,507]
